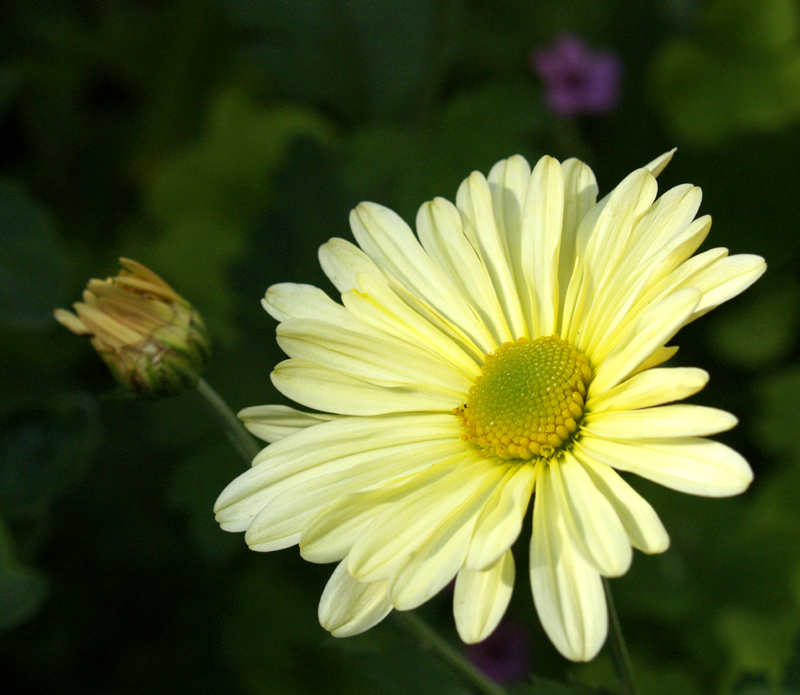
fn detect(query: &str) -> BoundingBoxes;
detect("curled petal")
[319,559,393,637]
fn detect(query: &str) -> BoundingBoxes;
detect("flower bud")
[55,258,209,397]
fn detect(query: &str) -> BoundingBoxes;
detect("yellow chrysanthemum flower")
[215,152,765,661]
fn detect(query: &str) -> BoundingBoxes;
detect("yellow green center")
[456,336,592,460]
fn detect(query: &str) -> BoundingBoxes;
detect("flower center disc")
[456,336,592,460]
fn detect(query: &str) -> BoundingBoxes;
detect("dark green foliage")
[2,0,800,693]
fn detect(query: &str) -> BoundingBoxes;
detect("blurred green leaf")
[0,392,101,516]
[3,0,83,47]
[614,548,703,624]
[222,563,368,695]
[342,0,436,116]
[146,90,333,226]
[755,368,800,456]
[0,563,48,633]
[0,180,68,330]
[703,0,800,54]
[784,632,800,690]
[0,516,48,632]
[0,64,23,120]
[651,43,800,145]
[575,650,703,695]
[434,80,545,188]
[136,216,247,344]
[650,0,800,144]
[343,80,543,222]
[717,609,800,689]
[221,0,436,119]
[708,275,799,369]
[348,632,467,695]
[135,89,334,341]
[343,123,426,221]
[221,0,362,118]
[733,683,787,695]
[512,676,602,695]
[166,439,244,565]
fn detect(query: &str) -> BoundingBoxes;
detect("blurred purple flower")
[531,34,622,116]
[465,620,530,684]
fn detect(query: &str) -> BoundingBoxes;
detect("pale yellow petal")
[454,549,515,644]
[262,283,367,332]
[73,303,143,346]
[54,308,91,335]
[583,405,737,439]
[238,404,338,443]
[630,345,679,375]
[347,455,494,582]
[577,167,658,293]
[465,463,535,570]
[319,560,392,637]
[572,449,669,554]
[522,155,564,338]
[456,168,530,338]
[350,202,495,353]
[342,272,481,378]
[388,465,508,610]
[245,440,463,552]
[688,254,767,321]
[530,464,607,661]
[583,190,706,359]
[559,158,598,315]
[272,359,456,415]
[629,184,702,260]
[644,149,677,177]
[300,449,478,564]
[586,367,708,412]
[590,288,700,395]
[551,453,632,577]
[600,250,765,353]
[416,196,513,347]
[318,237,386,293]
[301,486,411,564]
[484,157,535,337]
[276,319,472,395]
[214,413,460,530]
[577,436,754,497]
[562,167,658,348]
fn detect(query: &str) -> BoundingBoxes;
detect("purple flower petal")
[465,620,531,684]
[530,34,622,116]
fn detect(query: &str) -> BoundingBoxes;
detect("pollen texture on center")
[456,336,592,460]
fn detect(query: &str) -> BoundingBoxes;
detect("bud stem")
[196,378,261,462]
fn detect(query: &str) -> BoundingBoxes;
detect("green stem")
[196,377,261,463]
[394,612,509,695]
[603,578,639,695]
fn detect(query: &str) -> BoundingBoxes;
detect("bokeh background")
[2,0,800,693]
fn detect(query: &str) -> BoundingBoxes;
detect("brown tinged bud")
[54,258,210,397]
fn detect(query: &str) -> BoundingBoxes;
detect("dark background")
[1,1,800,693]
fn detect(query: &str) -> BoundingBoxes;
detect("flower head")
[531,34,622,116]
[55,258,209,397]
[215,152,765,661]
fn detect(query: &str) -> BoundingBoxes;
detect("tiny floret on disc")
[456,336,592,460]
